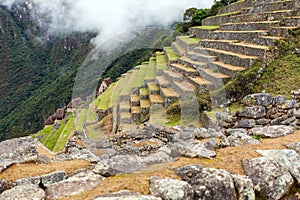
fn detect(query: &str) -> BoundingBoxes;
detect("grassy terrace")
[177,36,201,45]
[147,82,160,91]
[75,108,88,132]
[111,73,131,106]
[144,58,156,80]
[120,65,147,96]
[164,47,179,62]
[156,52,168,70]
[192,25,220,30]
[140,88,149,96]
[95,84,114,110]
[33,115,75,152]
[140,100,151,108]
[207,11,241,18]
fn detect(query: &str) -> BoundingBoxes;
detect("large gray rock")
[46,171,104,199]
[13,171,67,187]
[242,93,273,107]
[242,157,294,200]
[278,100,297,109]
[285,142,300,155]
[0,179,8,194]
[249,125,294,138]
[221,129,260,147]
[176,165,237,200]
[256,150,300,183]
[231,174,255,200]
[55,148,99,162]
[192,128,224,139]
[150,176,194,200]
[0,184,46,200]
[94,190,161,200]
[141,151,174,166]
[0,137,38,172]
[235,119,256,128]
[169,139,216,159]
[236,106,266,119]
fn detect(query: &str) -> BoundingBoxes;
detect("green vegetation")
[156,52,168,70]
[145,58,157,80]
[75,108,88,131]
[166,114,181,127]
[177,36,201,44]
[140,88,149,96]
[33,115,74,152]
[96,84,114,110]
[164,47,180,62]
[207,11,241,18]
[192,25,220,30]
[252,135,262,141]
[148,83,160,91]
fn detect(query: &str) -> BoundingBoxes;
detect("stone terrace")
[96,0,300,133]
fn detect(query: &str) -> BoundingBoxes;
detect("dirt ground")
[61,130,300,200]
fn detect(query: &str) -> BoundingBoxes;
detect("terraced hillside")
[35,0,300,146]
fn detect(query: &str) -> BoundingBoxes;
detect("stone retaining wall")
[217,91,300,129]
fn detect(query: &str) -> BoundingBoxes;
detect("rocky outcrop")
[0,184,46,200]
[176,165,237,200]
[46,171,104,199]
[242,157,294,200]
[150,176,194,200]
[220,129,260,147]
[249,125,294,138]
[0,137,38,173]
[285,142,300,155]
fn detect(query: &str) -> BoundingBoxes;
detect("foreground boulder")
[256,150,300,183]
[285,142,300,155]
[231,174,255,200]
[0,137,38,172]
[46,171,104,199]
[94,190,161,200]
[220,129,260,147]
[249,125,294,138]
[242,157,294,200]
[150,176,194,200]
[0,184,46,200]
[176,165,236,200]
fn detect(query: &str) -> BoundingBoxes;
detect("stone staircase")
[97,0,300,132]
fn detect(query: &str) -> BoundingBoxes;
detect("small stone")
[235,119,256,128]
[221,129,260,147]
[255,118,270,125]
[278,100,297,109]
[272,95,286,106]
[236,106,266,119]
[0,180,8,194]
[242,93,273,107]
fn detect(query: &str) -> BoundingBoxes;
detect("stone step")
[160,87,179,107]
[139,88,149,100]
[156,76,171,87]
[171,41,186,57]
[269,26,299,37]
[156,52,168,71]
[174,80,196,93]
[284,16,300,26]
[189,26,220,39]
[200,39,269,58]
[188,76,213,90]
[253,0,291,4]
[218,0,250,15]
[202,11,241,26]
[196,47,259,68]
[119,102,131,112]
[163,69,184,82]
[251,35,285,46]
[149,94,164,105]
[251,0,294,13]
[196,66,231,85]
[209,30,268,42]
[147,82,160,95]
[176,36,201,52]
[179,56,206,69]
[164,47,180,65]
[209,61,246,78]
[170,63,199,77]
[220,20,280,31]
[140,99,151,109]
[130,94,140,106]
[186,51,217,63]
[229,10,293,23]
[131,106,141,114]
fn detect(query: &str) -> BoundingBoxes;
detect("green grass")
[96,84,114,110]
[145,57,156,80]
[192,25,220,30]
[148,82,160,91]
[39,117,69,151]
[111,73,131,106]
[156,52,168,70]
[207,11,241,19]
[75,108,88,131]
[254,53,300,97]
[164,47,179,62]
[32,125,53,140]
[177,36,201,44]
[165,114,181,127]
[52,116,75,152]
[86,102,98,124]
[140,88,149,96]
